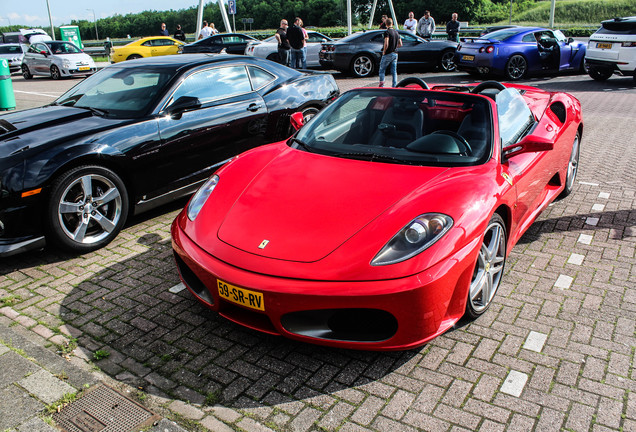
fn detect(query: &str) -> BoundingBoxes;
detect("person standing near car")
[275,20,291,66]
[378,18,402,88]
[379,15,388,29]
[159,23,170,36]
[404,12,417,35]
[300,19,309,69]
[417,11,435,40]
[198,21,212,40]
[287,18,305,69]
[446,13,460,42]
[210,23,219,35]
[173,24,186,41]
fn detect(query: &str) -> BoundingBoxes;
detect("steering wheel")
[431,130,472,155]
[471,80,507,94]
[396,77,430,89]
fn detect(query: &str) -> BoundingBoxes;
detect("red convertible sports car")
[172,79,582,351]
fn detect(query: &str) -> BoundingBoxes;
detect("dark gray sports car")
[319,30,457,77]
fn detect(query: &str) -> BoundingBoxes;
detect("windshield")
[482,29,522,41]
[55,66,174,118]
[46,41,82,54]
[293,89,493,167]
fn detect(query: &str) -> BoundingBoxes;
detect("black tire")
[50,65,61,80]
[22,64,32,80]
[266,53,280,63]
[465,213,507,319]
[301,106,320,123]
[350,54,375,78]
[505,54,527,80]
[46,165,129,253]
[588,65,613,82]
[558,131,580,199]
[126,54,143,61]
[440,50,456,72]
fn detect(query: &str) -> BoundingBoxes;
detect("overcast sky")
[0,1,210,27]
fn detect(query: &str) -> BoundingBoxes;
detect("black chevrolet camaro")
[319,30,458,77]
[0,54,339,256]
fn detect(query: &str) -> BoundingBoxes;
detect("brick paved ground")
[1,71,634,431]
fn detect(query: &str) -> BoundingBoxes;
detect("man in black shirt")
[446,13,460,42]
[275,20,290,66]
[378,18,402,87]
[173,24,186,42]
[287,17,306,69]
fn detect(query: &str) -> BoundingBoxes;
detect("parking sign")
[228,0,236,15]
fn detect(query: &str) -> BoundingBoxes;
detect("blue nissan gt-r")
[455,27,586,80]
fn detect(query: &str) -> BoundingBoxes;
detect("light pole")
[46,0,55,40]
[87,9,99,40]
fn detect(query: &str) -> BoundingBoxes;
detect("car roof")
[107,53,280,72]
[601,16,636,24]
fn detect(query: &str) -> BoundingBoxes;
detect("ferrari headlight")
[371,213,453,266]
[187,175,219,221]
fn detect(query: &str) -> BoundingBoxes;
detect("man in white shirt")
[417,11,436,40]
[198,21,213,40]
[404,12,417,35]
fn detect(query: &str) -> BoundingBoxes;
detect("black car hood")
[0,105,129,158]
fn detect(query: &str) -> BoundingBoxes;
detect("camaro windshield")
[55,66,173,118]
[293,89,493,167]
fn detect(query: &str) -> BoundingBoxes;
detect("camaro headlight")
[62,59,71,69]
[371,213,453,266]
[187,175,219,221]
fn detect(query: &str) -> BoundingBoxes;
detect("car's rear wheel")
[301,106,320,123]
[466,213,507,319]
[558,131,580,199]
[50,65,61,80]
[440,50,456,72]
[505,55,527,80]
[588,65,613,81]
[266,53,280,62]
[127,54,142,61]
[47,165,129,253]
[350,54,375,77]
[22,64,32,79]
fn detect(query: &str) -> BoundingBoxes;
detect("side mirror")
[39,50,48,56]
[503,134,554,159]
[290,112,304,130]
[567,37,574,44]
[168,96,201,115]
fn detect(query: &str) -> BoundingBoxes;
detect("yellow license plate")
[78,66,90,71]
[596,43,612,49]
[217,279,264,311]
[462,55,475,61]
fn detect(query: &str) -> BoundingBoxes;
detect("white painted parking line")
[592,203,605,212]
[13,90,61,98]
[586,217,599,226]
[598,192,610,199]
[501,370,528,397]
[523,331,547,352]
[554,274,573,289]
[169,283,186,294]
[578,234,593,245]
[568,253,585,265]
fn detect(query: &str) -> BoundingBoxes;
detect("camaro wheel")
[505,55,527,80]
[440,50,456,72]
[127,54,143,61]
[351,54,375,78]
[588,65,613,82]
[22,64,32,79]
[47,166,129,253]
[466,213,507,319]
[50,65,61,80]
[558,131,580,199]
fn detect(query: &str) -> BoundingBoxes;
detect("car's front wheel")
[50,65,61,80]
[505,55,527,80]
[350,54,375,77]
[22,64,32,79]
[440,50,456,72]
[466,213,507,319]
[46,165,129,253]
[558,131,580,199]
[588,65,613,81]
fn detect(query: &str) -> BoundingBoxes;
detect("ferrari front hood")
[216,149,448,263]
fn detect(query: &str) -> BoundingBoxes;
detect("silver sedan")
[244,31,332,67]
[0,43,28,73]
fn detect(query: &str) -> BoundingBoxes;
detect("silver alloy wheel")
[506,55,526,80]
[51,65,61,80]
[565,133,580,192]
[57,174,123,245]
[22,64,32,79]
[352,55,373,77]
[469,218,506,314]
[441,51,456,71]
[302,107,319,123]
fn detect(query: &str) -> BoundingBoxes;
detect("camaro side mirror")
[168,96,201,115]
[503,134,554,159]
[290,112,304,130]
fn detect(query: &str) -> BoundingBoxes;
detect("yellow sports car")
[110,36,184,63]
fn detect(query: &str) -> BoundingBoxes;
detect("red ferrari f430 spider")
[172,79,582,350]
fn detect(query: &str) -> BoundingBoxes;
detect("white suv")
[586,16,636,82]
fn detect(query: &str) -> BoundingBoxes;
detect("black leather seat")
[369,99,424,148]
[456,104,489,157]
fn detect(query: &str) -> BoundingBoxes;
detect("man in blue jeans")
[378,18,402,87]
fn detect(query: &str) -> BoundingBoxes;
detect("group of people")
[378,11,460,88]
[275,18,310,69]
[157,21,219,41]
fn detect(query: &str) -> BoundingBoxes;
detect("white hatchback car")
[21,41,96,80]
[244,31,332,67]
[586,16,636,82]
